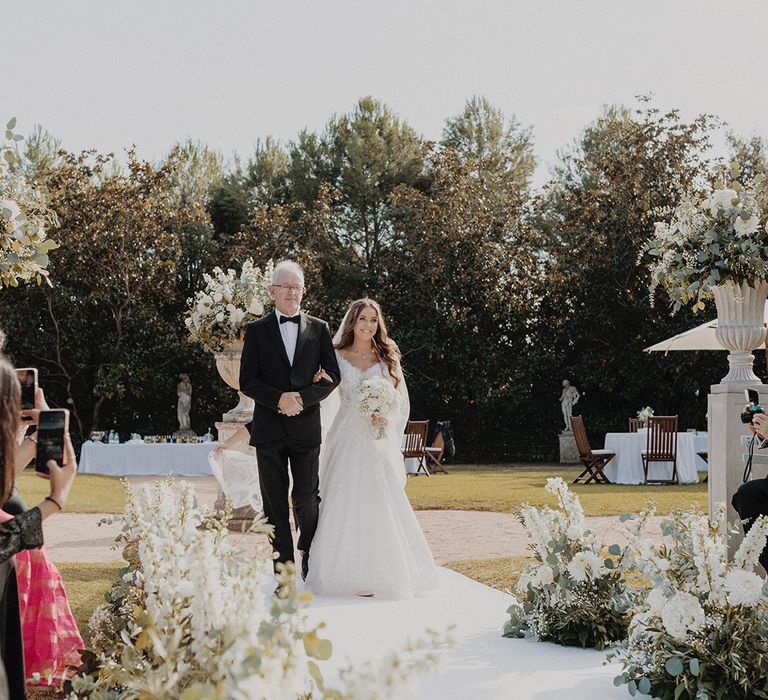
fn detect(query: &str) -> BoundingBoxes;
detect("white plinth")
[558,432,579,464]
[708,384,765,530]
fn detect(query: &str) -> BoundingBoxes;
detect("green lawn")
[445,555,531,591]
[58,562,122,644]
[405,468,707,516]
[14,467,707,517]
[15,472,126,513]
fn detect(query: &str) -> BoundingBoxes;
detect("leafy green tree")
[727,131,768,182]
[385,148,542,459]
[442,95,536,196]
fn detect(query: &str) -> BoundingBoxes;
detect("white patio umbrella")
[644,303,768,353]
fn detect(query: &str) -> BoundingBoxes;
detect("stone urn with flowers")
[185,258,273,530]
[646,164,768,385]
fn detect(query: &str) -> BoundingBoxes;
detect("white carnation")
[229,308,245,325]
[566,551,603,582]
[566,525,581,541]
[725,569,765,607]
[248,298,264,316]
[660,591,705,641]
[533,565,554,587]
[733,213,760,237]
[213,291,223,303]
[708,188,738,216]
[215,312,225,322]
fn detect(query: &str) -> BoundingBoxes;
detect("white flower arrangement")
[637,406,654,424]
[184,258,273,352]
[0,117,60,288]
[355,374,399,439]
[503,478,637,649]
[71,479,446,700]
[644,164,768,312]
[611,504,768,699]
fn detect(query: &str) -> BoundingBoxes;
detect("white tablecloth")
[79,442,218,476]
[602,431,707,485]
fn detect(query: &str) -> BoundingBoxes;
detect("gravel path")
[43,509,666,566]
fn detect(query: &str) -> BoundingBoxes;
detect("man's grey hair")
[272,260,305,286]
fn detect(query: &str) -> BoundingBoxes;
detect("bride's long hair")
[335,299,402,387]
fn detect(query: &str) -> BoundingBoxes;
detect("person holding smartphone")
[0,355,77,699]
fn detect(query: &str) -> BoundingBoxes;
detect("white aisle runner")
[304,568,626,699]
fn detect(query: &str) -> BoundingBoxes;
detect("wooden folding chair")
[424,429,448,474]
[571,416,614,484]
[628,418,642,433]
[402,420,430,476]
[641,415,678,484]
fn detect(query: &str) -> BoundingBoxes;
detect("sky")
[3,0,768,188]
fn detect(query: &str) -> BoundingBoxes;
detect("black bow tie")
[280,314,300,324]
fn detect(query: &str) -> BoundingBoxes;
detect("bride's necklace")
[349,345,375,361]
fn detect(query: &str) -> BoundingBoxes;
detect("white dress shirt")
[275,310,299,365]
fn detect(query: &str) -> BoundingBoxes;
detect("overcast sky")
[3,0,768,188]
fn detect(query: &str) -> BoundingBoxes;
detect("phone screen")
[36,410,67,475]
[747,389,761,406]
[16,368,37,410]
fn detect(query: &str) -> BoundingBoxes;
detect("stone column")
[559,431,579,464]
[708,382,764,556]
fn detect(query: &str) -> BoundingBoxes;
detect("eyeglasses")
[272,284,304,293]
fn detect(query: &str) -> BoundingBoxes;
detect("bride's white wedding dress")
[305,353,439,600]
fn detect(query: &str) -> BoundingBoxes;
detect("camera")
[742,388,764,424]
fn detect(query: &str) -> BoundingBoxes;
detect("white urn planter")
[712,280,768,385]
[214,339,254,423]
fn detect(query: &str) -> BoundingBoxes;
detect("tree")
[442,95,536,196]
[385,148,543,459]
[288,97,427,286]
[532,101,725,448]
[727,131,768,182]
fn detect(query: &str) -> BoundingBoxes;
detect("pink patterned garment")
[0,510,83,686]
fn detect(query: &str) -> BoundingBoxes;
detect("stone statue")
[559,379,581,432]
[177,373,192,433]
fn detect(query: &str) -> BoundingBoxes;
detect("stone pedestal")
[708,383,765,553]
[559,431,579,464]
[214,420,259,533]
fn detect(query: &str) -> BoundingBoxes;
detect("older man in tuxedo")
[239,261,340,580]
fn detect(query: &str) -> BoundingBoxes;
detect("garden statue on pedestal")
[559,379,580,433]
[176,373,194,436]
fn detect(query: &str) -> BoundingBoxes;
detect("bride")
[305,298,439,600]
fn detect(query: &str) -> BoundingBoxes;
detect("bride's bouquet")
[355,375,399,439]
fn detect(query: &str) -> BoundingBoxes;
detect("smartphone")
[746,388,761,406]
[35,409,69,477]
[16,368,37,411]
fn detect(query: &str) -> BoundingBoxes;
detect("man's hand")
[278,392,304,417]
[752,412,768,440]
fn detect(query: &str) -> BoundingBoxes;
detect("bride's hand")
[371,415,388,427]
[313,369,333,383]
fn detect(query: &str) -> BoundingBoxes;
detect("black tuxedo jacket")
[239,311,341,446]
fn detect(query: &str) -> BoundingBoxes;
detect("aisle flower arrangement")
[184,258,273,352]
[643,164,768,312]
[612,505,768,699]
[503,478,639,649]
[70,479,444,700]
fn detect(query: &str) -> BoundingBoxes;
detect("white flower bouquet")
[184,258,273,352]
[637,406,654,424]
[644,164,768,312]
[611,505,768,699]
[355,374,399,439]
[503,478,638,649]
[0,117,60,288]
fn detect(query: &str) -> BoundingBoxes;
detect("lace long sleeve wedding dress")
[305,353,439,600]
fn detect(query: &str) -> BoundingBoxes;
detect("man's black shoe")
[301,552,309,581]
[273,584,284,598]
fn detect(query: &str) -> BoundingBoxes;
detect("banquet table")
[79,441,218,477]
[602,431,707,485]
